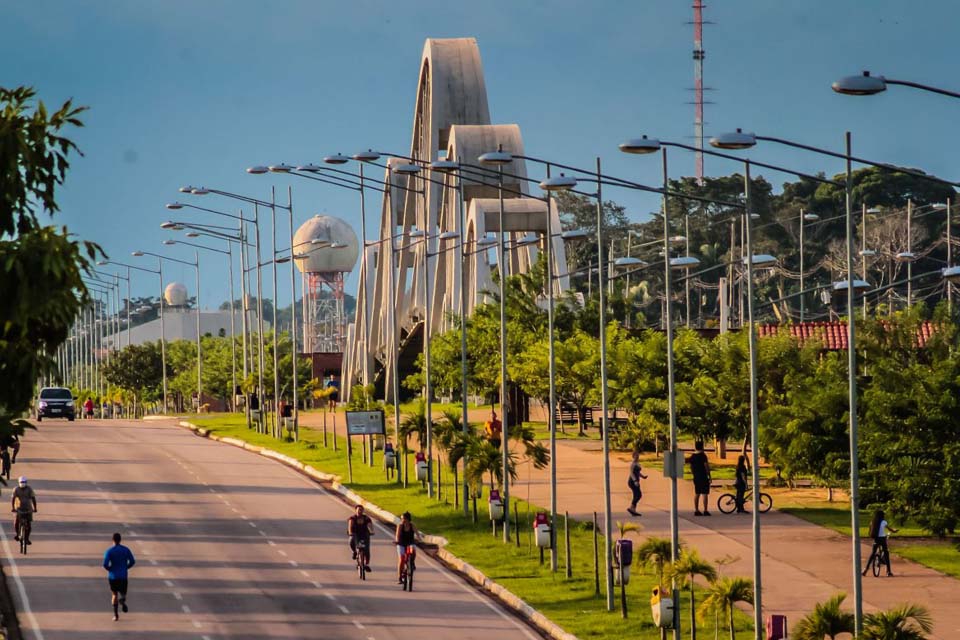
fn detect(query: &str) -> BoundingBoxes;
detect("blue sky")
[4,0,958,307]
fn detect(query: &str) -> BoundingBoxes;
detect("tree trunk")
[716,437,728,460]
[728,605,735,640]
[577,407,585,437]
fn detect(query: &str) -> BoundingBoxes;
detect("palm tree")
[434,409,462,505]
[698,576,753,640]
[508,421,550,469]
[863,604,933,640]
[397,399,426,487]
[670,549,717,640]
[635,536,676,587]
[791,593,855,640]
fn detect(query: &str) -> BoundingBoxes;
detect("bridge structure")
[342,37,571,401]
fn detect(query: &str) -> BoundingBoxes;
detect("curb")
[176,420,576,640]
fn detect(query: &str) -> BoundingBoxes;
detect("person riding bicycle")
[863,509,898,577]
[12,476,36,545]
[347,504,373,572]
[394,511,418,583]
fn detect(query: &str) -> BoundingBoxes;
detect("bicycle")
[15,512,31,555]
[399,544,416,592]
[717,489,773,514]
[356,538,369,581]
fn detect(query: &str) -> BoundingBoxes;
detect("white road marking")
[164,580,174,587]
[267,540,276,547]
[173,592,183,601]
[277,550,287,557]
[338,605,350,614]
[157,569,166,576]
[289,560,298,567]
[0,519,45,640]
[311,581,322,588]
[182,604,191,614]
[325,592,336,600]
[149,559,158,566]
[248,522,256,528]
[299,570,309,577]
[193,620,203,629]
[241,515,249,520]
[353,620,365,629]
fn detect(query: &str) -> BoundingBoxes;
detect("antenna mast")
[693,1,706,184]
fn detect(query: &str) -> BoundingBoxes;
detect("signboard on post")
[345,410,386,436]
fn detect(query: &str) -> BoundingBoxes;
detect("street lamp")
[478,145,514,545]
[799,210,819,322]
[832,71,960,100]
[104,257,167,411]
[135,249,202,411]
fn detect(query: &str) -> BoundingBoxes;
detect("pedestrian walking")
[688,440,712,516]
[626,450,648,516]
[103,532,136,621]
[734,455,749,513]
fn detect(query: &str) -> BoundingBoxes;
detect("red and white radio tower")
[692,1,708,185]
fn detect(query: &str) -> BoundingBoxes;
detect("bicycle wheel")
[19,522,26,555]
[357,548,366,580]
[872,550,882,577]
[717,493,738,514]
[758,493,773,513]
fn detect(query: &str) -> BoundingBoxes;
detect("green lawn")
[187,413,754,639]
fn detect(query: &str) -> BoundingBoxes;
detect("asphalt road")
[1,419,540,640]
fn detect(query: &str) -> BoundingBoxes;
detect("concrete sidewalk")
[511,438,958,638]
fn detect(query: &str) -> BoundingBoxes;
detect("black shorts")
[694,479,711,495]
[108,578,128,595]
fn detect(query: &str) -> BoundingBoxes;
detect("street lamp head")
[669,235,687,244]
[324,153,350,165]
[942,266,960,283]
[561,229,590,241]
[859,249,877,257]
[275,255,292,264]
[516,233,539,246]
[866,207,881,214]
[166,202,184,210]
[394,163,422,175]
[540,173,578,192]
[137,305,152,313]
[439,230,460,240]
[310,239,331,246]
[131,251,145,257]
[478,144,513,166]
[710,129,756,150]
[430,160,459,173]
[268,163,294,173]
[296,164,323,172]
[618,136,661,155]
[162,240,177,246]
[832,71,887,96]
[352,150,381,162]
[669,256,701,269]
[178,186,193,193]
[246,166,269,175]
[932,203,948,210]
[475,235,497,248]
[743,253,778,267]
[160,221,182,230]
[832,279,872,292]
[96,260,109,266]
[894,251,917,263]
[185,232,200,238]
[408,228,426,238]
[191,188,210,195]
[803,212,820,221]
[293,252,310,260]
[614,256,646,267]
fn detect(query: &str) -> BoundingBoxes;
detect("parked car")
[36,387,76,422]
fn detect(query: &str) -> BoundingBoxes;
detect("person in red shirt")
[484,408,502,448]
[83,398,94,419]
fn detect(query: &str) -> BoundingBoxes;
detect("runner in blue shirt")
[103,532,136,621]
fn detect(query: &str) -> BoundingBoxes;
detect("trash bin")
[650,586,675,629]
[534,512,551,547]
[766,614,787,640]
[283,417,295,432]
[384,443,397,469]
[488,489,504,521]
[614,539,634,585]
[415,451,428,482]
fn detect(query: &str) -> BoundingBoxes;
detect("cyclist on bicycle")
[863,509,898,577]
[12,476,36,545]
[347,504,373,572]
[394,511,418,583]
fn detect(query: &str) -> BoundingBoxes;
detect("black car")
[37,387,76,422]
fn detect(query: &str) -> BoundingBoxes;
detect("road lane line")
[182,605,191,614]
[299,570,309,577]
[311,581,322,588]
[289,560,298,567]
[325,593,336,600]
[248,522,257,528]
[173,592,183,601]
[353,620,365,629]
[338,605,350,614]
[149,559,158,565]
[164,580,174,587]
[0,523,45,640]
[277,549,287,557]
[193,620,203,629]
[267,540,276,546]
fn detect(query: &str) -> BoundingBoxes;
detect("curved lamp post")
[833,71,960,100]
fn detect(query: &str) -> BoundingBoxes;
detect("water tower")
[293,215,359,353]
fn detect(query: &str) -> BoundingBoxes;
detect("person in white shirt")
[863,509,898,576]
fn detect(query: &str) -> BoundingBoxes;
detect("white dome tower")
[294,215,358,353]
[164,282,189,307]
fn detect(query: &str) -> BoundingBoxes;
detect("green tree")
[101,342,164,405]
[791,593,855,640]
[862,603,933,640]
[670,548,718,640]
[0,87,96,436]
[697,576,754,640]
[635,536,675,587]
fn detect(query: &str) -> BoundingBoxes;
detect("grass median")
[186,413,753,639]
